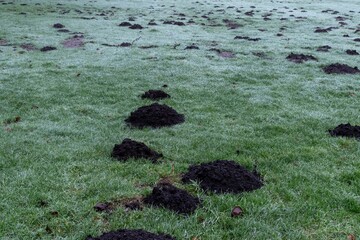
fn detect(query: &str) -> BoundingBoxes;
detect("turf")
[1,0,360,239]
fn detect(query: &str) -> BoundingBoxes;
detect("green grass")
[1,0,360,239]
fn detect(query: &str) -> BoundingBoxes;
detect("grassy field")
[1,0,360,239]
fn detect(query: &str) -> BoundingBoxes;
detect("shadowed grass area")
[1,0,360,239]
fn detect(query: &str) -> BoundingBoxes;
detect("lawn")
[0,0,359,239]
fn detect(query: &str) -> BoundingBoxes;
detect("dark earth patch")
[317,45,331,52]
[57,29,70,33]
[141,90,170,100]
[209,48,235,58]
[143,183,200,215]
[129,24,143,29]
[63,35,84,48]
[118,21,132,27]
[346,50,359,55]
[286,53,317,63]
[20,43,36,51]
[234,36,261,41]
[329,123,360,139]
[85,229,176,240]
[323,63,360,74]
[125,103,184,128]
[40,46,57,52]
[111,138,162,163]
[53,23,65,28]
[182,160,263,194]
[185,44,199,50]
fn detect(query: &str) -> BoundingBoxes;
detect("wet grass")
[1,0,360,239]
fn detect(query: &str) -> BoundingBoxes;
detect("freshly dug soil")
[129,24,143,29]
[53,23,65,28]
[111,138,162,163]
[141,90,170,100]
[125,103,184,128]
[286,53,317,63]
[329,123,360,138]
[85,229,176,240]
[118,21,132,26]
[323,63,360,74]
[63,35,84,48]
[40,46,56,52]
[317,45,331,52]
[346,50,359,55]
[143,183,200,215]
[182,160,263,194]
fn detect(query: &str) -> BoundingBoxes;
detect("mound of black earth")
[143,183,200,215]
[323,63,360,74]
[111,138,162,163]
[329,123,360,139]
[125,103,184,128]
[141,90,170,100]
[286,53,317,63]
[182,160,263,194]
[85,229,176,240]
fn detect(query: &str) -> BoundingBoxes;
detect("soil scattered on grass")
[209,48,235,58]
[346,50,359,55]
[141,90,170,100]
[111,138,162,163]
[185,44,199,50]
[129,24,143,29]
[317,45,331,52]
[143,183,200,215]
[323,63,360,74]
[286,53,317,63]
[125,103,184,128]
[118,21,132,26]
[329,123,360,139]
[234,36,261,41]
[53,23,65,28]
[85,229,176,240]
[40,46,56,52]
[182,160,263,194]
[20,43,36,51]
[63,35,84,48]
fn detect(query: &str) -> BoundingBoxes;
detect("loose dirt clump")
[346,50,359,55]
[63,35,84,48]
[40,46,56,52]
[141,90,170,100]
[185,45,199,50]
[329,123,360,139]
[111,138,162,163]
[85,229,176,240]
[125,103,184,128]
[129,24,143,29]
[53,23,65,28]
[143,183,200,215]
[118,21,132,26]
[317,45,332,52]
[286,53,317,63]
[182,160,263,194]
[323,63,360,74]
[20,43,36,51]
[209,48,235,58]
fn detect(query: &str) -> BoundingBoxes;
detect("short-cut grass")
[1,0,359,239]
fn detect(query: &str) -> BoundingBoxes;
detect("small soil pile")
[317,45,331,52]
[118,22,132,27]
[329,123,360,138]
[141,90,170,100]
[125,103,184,128]
[40,46,56,52]
[323,63,360,74]
[85,229,176,240]
[129,24,143,29]
[209,48,235,58]
[182,160,263,194]
[53,23,65,28]
[111,138,162,163]
[143,183,200,215]
[346,50,359,55]
[20,43,36,51]
[286,53,317,63]
[63,35,84,48]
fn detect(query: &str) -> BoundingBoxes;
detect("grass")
[1,0,360,239]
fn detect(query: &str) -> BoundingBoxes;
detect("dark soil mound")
[141,90,170,100]
[63,35,84,48]
[329,123,360,138]
[346,50,359,55]
[40,46,56,52]
[185,45,199,50]
[317,45,331,52]
[111,138,162,163]
[20,43,36,51]
[53,23,65,28]
[85,229,176,240]
[323,63,360,74]
[286,53,317,63]
[143,183,200,215]
[182,160,263,194]
[125,103,184,128]
[129,24,143,29]
[120,42,132,47]
[118,22,132,26]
